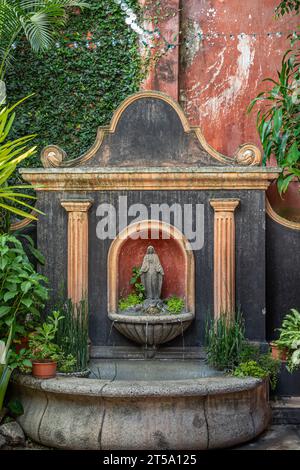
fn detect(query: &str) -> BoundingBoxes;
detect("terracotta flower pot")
[14,336,29,354]
[270,342,288,361]
[32,360,57,379]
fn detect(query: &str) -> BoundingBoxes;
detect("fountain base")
[11,360,270,450]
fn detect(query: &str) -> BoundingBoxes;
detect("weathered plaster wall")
[142,0,297,156]
[141,1,299,209]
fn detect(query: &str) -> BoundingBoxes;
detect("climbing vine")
[6,0,143,166]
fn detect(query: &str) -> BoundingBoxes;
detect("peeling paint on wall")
[203,34,255,119]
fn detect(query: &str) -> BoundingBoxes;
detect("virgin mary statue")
[140,246,164,300]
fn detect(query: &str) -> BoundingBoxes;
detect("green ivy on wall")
[6,0,142,167]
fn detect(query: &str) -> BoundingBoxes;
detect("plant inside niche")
[118,266,185,315]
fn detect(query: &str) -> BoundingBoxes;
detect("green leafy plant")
[0,234,48,338]
[248,49,300,195]
[233,360,267,380]
[28,310,63,361]
[0,96,43,232]
[274,308,300,372]
[130,266,145,300]
[249,3,300,195]
[0,0,90,81]
[118,293,141,311]
[165,296,184,314]
[233,356,280,391]
[55,298,89,372]
[205,312,246,370]
[57,353,77,373]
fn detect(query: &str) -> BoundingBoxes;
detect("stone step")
[271,397,300,424]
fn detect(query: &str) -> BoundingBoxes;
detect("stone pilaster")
[210,199,240,320]
[61,199,93,304]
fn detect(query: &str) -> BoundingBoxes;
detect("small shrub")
[118,293,141,311]
[205,312,246,370]
[55,299,89,372]
[165,296,185,314]
[57,353,77,373]
[233,361,267,380]
[233,355,280,390]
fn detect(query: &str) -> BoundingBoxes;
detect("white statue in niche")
[140,246,164,300]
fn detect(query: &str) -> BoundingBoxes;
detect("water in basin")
[89,359,224,381]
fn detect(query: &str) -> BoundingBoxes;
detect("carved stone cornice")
[20,167,280,191]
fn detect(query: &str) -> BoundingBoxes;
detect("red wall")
[141,0,299,211]
[118,233,186,300]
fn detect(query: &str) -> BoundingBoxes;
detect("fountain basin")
[11,360,270,450]
[108,311,194,346]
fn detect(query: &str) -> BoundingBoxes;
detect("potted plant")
[273,309,300,372]
[29,311,64,379]
[269,341,288,361]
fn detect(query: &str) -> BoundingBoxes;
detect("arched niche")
[107,220,195,314]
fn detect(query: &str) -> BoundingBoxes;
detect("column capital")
[61,199,93,212]
[210,198,240,212]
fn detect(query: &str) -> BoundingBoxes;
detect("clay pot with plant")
[269,342,288,361]
[29,311,64,379]
[272,309,300,372]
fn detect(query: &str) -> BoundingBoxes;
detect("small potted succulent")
[29,311,64,379]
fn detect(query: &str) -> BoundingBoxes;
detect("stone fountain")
[11,91,278,449]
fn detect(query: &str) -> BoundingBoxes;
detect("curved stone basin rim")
[11,373,270,450]
[108,311,194,323]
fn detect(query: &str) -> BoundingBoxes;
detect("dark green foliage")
[276,0,300,16]
[0,234,48,338]
[205,312,246,370]
[6,0,142,167]
[55,299,89,372]
[6,399,24,417]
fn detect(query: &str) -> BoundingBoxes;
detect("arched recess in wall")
[107,220,195,314]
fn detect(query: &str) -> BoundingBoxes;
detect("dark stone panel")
[266,217,300,340]
[272,363,300,397]
[36,192,70,313]
[35,189,267,348]
[235,190,266,341]
[84,98,223,167]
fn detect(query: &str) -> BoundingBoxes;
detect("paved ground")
[234,425,300,450]
[2,425,300,450]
